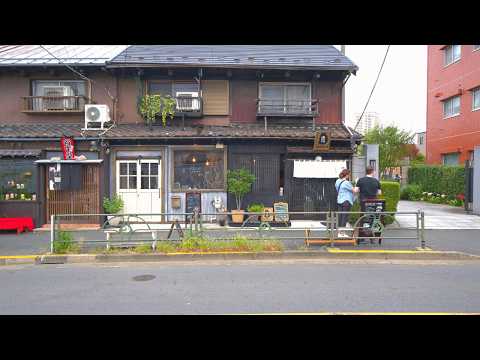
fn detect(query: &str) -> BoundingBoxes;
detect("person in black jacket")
[354,166,382,212]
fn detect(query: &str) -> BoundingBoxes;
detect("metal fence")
[49,210,425,253]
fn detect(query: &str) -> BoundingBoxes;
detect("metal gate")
[284,159,336,220]
[465,160,474,212]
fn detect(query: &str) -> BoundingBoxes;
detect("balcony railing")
[257,98,318,117]
[22,96,89,113]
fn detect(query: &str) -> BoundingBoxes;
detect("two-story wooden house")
[0,45,360,227]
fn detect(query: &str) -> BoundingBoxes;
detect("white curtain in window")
[286,85,310,113]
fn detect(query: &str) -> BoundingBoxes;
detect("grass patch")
[133,243,153,254]
[53,231,80,254]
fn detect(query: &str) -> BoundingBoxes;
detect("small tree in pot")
[227,169,255,223]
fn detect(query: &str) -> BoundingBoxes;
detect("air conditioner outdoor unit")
[84,104,111,130]
[175,91,200,111]
[42,86,74,110]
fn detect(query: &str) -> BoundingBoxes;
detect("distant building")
[426,45,480,165]
[351,111,380,135]
[416,131,426,156]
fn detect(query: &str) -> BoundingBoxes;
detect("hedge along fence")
[349,181,400,226]
[408,165,465,197]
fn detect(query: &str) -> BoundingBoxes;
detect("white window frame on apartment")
[444,45,461,66]
[472,87,480,111]
[442,152,460,165]
[443,95,461,119]
[258,82,312,114]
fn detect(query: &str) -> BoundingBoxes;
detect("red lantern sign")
[60,136,76,160]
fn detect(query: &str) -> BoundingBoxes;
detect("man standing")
[354,166,382,211]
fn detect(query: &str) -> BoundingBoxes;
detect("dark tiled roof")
[0,149,42,157]
[109,45,358,72]
[0,123,360,141]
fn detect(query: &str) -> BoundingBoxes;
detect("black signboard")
[362,199,385,213]
[185,191,202,217]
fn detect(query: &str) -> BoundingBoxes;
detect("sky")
[334,45,427,134]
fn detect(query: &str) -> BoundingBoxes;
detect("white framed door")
[116,159,162,223]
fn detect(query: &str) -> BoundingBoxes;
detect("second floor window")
[444,45,461,66]
[148,81,201,111]
[419,135,424,145]
[443,95,461,118]
[30,80,87,111]
[472,88,480,111]
[258,83,311,114]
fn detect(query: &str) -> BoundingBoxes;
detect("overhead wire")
[38,45,117,138]
[353,45,391,132]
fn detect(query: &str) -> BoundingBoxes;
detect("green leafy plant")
[408,165,465,197]
[227,169,256,210]
[363,125,415,176]
[139,94,176,127]
[400,184,423,200]
[53,231,79,254]
[247,203,265,213]
[103,194,124,214]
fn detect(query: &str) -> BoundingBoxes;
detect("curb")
[1,249,480,266]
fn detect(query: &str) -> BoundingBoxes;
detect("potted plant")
[139,94,176,129]
[247,203,265,222]
[227,169,255,223]
[103,194,124,226]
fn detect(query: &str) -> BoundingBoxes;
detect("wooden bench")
[304,229,357,247]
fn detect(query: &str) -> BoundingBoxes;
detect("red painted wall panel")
[426,45,480,164]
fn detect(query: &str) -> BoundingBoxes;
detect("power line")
[353,45,391,132]
[38,45,93,83]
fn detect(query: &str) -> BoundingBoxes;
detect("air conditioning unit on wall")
[175,91,200,111]
[43,86,74,110]
[83,104,111,130]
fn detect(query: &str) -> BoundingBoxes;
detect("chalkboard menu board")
[186,192,202,216]
[274,202,289,222]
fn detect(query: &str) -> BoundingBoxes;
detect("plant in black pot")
[103,194,124,226]
[247,203,265,222]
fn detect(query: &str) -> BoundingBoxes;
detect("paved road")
[1,260,480,314]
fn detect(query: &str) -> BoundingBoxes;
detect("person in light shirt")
[335,169,354,238]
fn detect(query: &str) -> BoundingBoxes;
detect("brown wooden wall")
[0,70,343,126]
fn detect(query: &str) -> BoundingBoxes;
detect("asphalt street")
[1,259,480,314]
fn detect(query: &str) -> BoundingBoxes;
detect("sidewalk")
[397,200,480,229]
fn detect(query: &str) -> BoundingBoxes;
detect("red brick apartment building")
[427,45,480,164]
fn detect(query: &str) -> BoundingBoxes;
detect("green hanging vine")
[139,94,176,127]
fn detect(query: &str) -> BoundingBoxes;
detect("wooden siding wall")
[314,80,342,124]
[231,80,258,122]
[228,143,286,209]
[283,159,337,219]
[202,80,230,115]
[46,164,100,224]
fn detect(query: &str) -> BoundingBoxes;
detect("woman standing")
[335,169,354,238]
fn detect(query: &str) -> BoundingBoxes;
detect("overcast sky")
[334,45,427,134]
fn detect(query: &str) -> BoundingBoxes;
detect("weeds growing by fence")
[53,231,80,254]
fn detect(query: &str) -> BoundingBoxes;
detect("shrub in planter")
[247,203,265,221]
